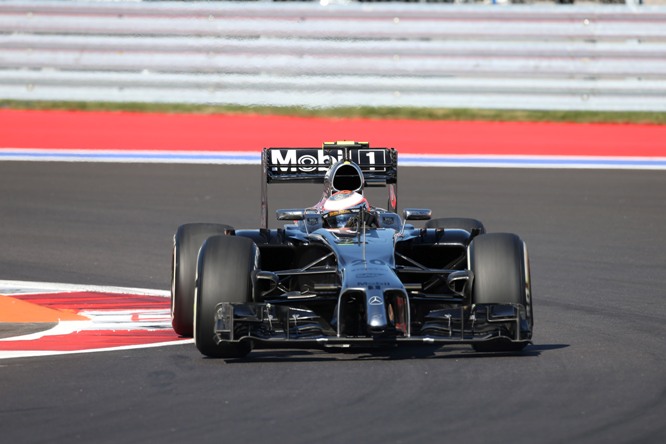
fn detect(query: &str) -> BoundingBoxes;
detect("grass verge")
[1,100,664,125]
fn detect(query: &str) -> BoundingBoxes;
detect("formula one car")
[171,141,533,358]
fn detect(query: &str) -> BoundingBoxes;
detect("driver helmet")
[322,190,369,228]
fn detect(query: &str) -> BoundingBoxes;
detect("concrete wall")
[1,1,665,111]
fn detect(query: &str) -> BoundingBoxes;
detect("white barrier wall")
[1,1,665,111]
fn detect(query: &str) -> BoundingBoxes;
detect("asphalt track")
[0,161,665,444]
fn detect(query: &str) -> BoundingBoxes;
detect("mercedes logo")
[368,296,383,305]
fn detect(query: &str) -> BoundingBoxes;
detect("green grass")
[2,100,665,125]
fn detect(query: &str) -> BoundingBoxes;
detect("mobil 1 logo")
[270,149,387,173]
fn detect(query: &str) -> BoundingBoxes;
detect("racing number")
[364,151,376,171]
[351,259,385,266]
[357,150,385,171]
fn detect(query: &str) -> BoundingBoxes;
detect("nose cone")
[366,294,388,333]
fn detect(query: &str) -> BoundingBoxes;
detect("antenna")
[360,206,367,266]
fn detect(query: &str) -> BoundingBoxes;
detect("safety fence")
[1,0,665,111]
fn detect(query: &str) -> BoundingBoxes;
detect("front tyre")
[194,235,257,358]
[469,233,533,352]
[171,223,233,337]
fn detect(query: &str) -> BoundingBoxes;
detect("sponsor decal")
[271,149,341,172]
[368,296,384,305]
[270,149,387,173]
[354,273,383,279]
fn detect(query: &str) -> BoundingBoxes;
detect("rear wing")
[260,142,398,228]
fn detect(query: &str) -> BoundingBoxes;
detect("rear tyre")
[194,235,257,358]
[469,233,532,352]
[171,223,233,337]
[426,218,486,235]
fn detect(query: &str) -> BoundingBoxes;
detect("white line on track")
[0,339,194,361]
[1,149,666,169]
[0,279,169,297]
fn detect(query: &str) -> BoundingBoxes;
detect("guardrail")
[1,0,665,111]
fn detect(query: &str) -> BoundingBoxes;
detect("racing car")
[171,141,533,358]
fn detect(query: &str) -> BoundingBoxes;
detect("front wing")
[213,302,532,349]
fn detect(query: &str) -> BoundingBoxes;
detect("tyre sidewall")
[469,233,531,352]
[469,233,525,305]
[194,235,257,358]
[171,223,232,337]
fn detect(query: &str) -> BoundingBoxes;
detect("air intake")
[331,163,364,193]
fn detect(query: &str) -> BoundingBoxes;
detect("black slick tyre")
[425,218,486,235]
[171,223,233,337]
[469,233,532,352]
[194,235,257,358]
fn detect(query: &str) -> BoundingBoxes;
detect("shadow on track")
[213,343,569,364]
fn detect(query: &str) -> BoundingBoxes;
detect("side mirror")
[276,209,305,221]
[402,208,432,221]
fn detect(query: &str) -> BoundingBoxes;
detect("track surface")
[1,162,665,443]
